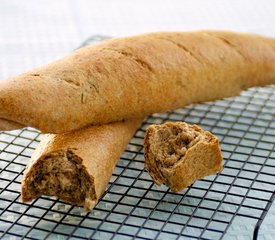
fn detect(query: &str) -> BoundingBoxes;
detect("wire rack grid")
[0,36,275,240]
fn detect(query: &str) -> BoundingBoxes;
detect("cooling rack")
[0,36,275,240]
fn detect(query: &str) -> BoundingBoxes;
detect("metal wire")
[0,36,275,239]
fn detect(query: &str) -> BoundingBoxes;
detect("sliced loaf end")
[144,122,223,192]
[21,149,96,211]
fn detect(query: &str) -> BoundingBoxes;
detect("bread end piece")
[144,122,223,192]
[21,148,96,211]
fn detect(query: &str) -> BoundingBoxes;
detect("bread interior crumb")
[152,123,201,168]
[26,149,95,205]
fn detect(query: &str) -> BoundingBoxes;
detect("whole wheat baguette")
[1,31,275,133]
[21,118,141,211]
[144,122,223,192]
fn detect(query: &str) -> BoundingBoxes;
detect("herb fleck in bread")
[144,122,223,192]
[1,31,275,133]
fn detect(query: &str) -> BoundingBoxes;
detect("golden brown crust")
[21,118,142,211]
[144,122,223,192]
[1,31,275,133]
[0,118,25,131]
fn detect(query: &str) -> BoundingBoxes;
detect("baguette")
[144,122,223,192]
[21,119,141,211]
[1,31,275,133]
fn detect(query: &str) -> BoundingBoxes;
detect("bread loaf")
[1,31,275,133]
[144,122,223,192]
[21,119,141,211]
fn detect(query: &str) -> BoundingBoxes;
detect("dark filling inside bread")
[151,123,201,168]
[26,149,95,205]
